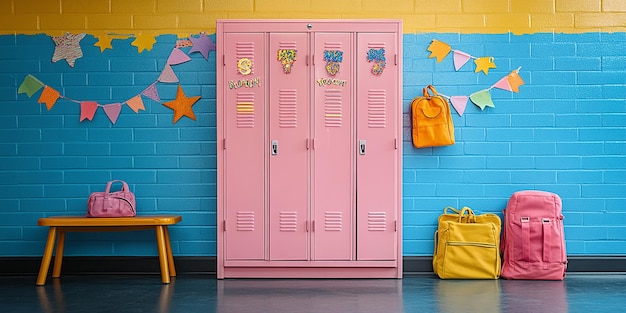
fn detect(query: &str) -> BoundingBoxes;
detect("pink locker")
[221,32,266,261]
[312,32,353,261]
[356,33,399,261]
[217,20,402,279]
[268,33,310,261]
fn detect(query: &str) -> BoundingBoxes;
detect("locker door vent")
[324,89,342,127]
[278,89,297,128]
[324,211,343,231]
[279,211,298,232]
[367,212,387,231]
[236,92,255,128]
[367,89,386,128]
[236,211,255,231]
[236,42,256,75]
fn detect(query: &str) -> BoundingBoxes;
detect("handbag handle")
[104,180,130,193]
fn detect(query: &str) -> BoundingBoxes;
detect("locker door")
[223,33,266,260]
[268,33,310,260]
[356,33,398,260]
[312,32,353,260]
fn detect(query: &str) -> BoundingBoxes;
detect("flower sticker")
[367,48,386,76]
[277,49,297,74]
[323,50,343,76]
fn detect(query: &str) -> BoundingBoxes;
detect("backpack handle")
[444,206,476,223]
[422,85,438,98]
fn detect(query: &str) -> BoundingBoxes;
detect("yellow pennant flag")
[427,40,451,63]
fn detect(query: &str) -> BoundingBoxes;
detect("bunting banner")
[427,39,498,75]
[18,37,216,124]
[437,68,525,115]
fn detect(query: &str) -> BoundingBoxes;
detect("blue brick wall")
[402,32,626,256]
[0,32,624,257]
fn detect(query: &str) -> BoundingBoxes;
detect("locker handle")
[359,140,366,155]
[271,140,278,155]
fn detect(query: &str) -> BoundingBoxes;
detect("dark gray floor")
[1,273,625,312]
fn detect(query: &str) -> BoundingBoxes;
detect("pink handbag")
[87,180,136,217]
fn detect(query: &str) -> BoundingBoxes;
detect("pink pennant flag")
[158,64,179,83]
[453,50,472,71]
[80,101,99,122]
[126,95,146,113]
[449,96,469,116]
[167,48,191,65]
[142,82,161,102]
[103,103,122,124]
[492,75,513,92]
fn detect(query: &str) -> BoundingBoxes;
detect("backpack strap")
[521,217,530,265]
[542,218,552,267]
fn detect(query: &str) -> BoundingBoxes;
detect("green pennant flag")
[469,89,495,110]
[18,74,45,97]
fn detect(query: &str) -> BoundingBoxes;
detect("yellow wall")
[0,0,624,36]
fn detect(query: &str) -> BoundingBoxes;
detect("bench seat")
[36,215,182,286]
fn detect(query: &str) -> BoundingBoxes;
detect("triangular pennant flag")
[450,96,469,116]
[506,70,525,93]
[103,103,122,124]
[80,101,99,122]
[126,95,146,113]
[37,86,61,110]
[453,50,472,71]
[427,40,451,63]
[18,75,45,97]
[142,82,161,102]
[469,90,495,110]
[167,48,191,65]
[158,64,179,83]
[492,75,513,92]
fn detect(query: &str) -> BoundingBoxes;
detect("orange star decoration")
[427,40,451,63]
[131,33,157,53]
[474,57,497,75]
[163,85,201,124]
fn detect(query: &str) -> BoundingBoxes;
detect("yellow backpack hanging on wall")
[410,85,455,148]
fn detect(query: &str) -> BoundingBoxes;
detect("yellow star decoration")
[474,57,497,75]
[94,34,114,52]
[131,33,157,53]
[427,39,451,63]
[163,85,201,124]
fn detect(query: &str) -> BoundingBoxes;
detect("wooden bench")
[36,215,182,286]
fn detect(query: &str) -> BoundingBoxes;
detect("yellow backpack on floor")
[433,207,502,279]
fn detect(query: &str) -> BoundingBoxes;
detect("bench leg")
[155,226,170,284]
[52,229,66,278]
[164,226,176,277]
[37,227,58,286]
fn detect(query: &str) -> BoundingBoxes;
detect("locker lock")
[359,140,366,155]
[271,140,278,155]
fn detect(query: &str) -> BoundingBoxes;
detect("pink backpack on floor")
[501,190,567,280]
